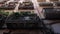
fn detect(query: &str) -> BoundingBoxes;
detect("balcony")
[0,3,16,10]
[39,2,53,7]
[14,0,20,2]
[0,2,5,4]
[8,1,18,4]
[18,2,34,10]
[5,12,42,29]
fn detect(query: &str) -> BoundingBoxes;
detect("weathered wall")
[37,0,46,2]
[50,0,59,2]
[37,0,59,2]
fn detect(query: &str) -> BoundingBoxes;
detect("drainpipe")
[31,0,45,19]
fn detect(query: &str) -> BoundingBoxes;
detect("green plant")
[0,11,9,16]
[20,12,31,15]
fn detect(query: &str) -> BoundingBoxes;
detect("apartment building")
[0,0,60,34]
